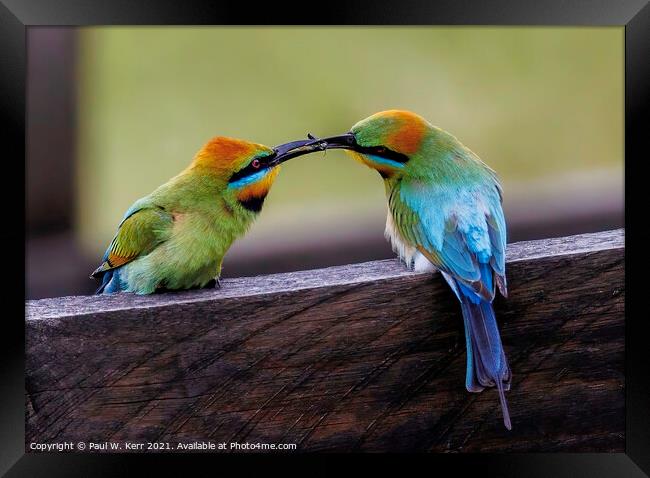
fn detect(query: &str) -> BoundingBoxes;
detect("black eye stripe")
[228,154,275,184]
[357,145,409,163]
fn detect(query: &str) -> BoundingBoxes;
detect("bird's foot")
[204,278,221,289]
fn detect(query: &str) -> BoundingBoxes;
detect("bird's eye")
[376,147,387,155]
[251,159,261,169]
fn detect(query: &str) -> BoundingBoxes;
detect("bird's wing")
[390,178,507,300]
[91,204,174,278]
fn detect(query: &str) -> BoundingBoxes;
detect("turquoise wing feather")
[391,178,507,299]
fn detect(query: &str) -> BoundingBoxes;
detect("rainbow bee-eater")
[289,110,512,429]
[91,136,313,295]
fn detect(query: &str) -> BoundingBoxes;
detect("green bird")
[91,136,313,294]
[283,110,512,429]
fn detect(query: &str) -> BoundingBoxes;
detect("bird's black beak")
[270,138,327,166]
[270,132,361,166]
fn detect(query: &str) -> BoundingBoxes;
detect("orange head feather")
[352,110,428,156]
[191,136,275,177]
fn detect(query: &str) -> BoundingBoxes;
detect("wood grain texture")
[26,229,624,452]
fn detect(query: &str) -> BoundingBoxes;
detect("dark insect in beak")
[270,138,327,165]
[309,132,359,151]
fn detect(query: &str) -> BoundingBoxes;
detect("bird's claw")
[204,278,221,290]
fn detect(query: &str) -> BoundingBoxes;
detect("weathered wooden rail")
[25,229,624,452]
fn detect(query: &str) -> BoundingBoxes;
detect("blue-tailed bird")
[288,110,512,429]
[91,136,315,295]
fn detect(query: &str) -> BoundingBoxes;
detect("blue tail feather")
[458,281,512,430]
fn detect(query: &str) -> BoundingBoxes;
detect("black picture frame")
[3,0,648,475]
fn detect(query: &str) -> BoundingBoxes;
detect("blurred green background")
[27,27,623,298]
